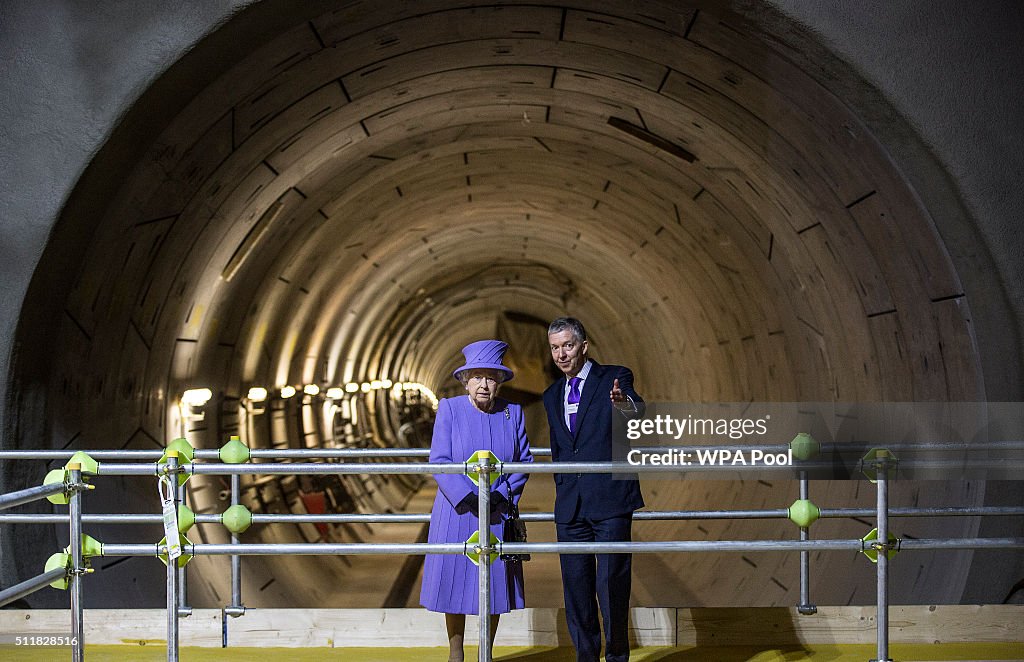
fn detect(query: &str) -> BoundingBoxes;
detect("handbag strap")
[504,481,520,519]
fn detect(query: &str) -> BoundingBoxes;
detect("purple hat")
[453,340,514,383]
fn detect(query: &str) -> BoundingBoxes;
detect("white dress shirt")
[562,359,594,429]
[562,359,635,429]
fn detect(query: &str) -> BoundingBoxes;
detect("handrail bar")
[0,568,68,608]
[2,439,1022,461]
[3,505,1023,526]
[0,482,67,511]
[96,537,1024,558]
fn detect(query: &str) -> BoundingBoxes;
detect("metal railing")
[0,463,92,662]
[2,442,1023,662]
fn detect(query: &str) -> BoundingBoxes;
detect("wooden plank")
[677,605,1024,646]
[2,606,1020,647]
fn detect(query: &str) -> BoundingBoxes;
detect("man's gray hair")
[548,317,587,343]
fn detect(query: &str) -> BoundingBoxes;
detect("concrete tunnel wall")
[1,0,1022,610]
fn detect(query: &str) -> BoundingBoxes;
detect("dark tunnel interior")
[2,0,1022,610]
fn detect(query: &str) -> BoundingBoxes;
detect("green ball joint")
[789,433,820,461]
[219,435,250,464]
[788,499,820,528]
[177,504,196,533]
[222,504,253,534]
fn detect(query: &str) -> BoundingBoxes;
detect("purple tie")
[568,377,582,433]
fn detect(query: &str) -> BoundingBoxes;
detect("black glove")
[489,491,508,514]
[454,492,508,515]
[454,493,476,514]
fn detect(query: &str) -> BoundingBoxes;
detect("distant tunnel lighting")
[381,379,393,388]
[280,385,297,399]
[607,116,696,163]
[326,387,344,399]
[247,387,268,402]
[345,382,359,393]
[360,382,371,393]
[221,200,285,282]
[181,388,213,407]
[303,384,320,396]
[370,380,382,389]
[398,382,438,407]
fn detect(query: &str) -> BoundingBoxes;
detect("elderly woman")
[419,339,533,662]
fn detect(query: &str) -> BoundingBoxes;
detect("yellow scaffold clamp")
[45,534,103,590]
[466,450,500,487]
[42,453,98,504]
[159,438,194,486]
[464,530,499,566]
[860,528,900,563]
[860,448,898,483]
[158,533,194,568]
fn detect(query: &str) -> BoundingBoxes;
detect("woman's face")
[463,369,504,410]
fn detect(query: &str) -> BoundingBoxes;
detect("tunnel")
[2,0,1023,616]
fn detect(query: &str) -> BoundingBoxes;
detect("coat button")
[576,473,582,478]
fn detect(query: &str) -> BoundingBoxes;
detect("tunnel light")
[325,387,344,399]
[360,382,371,393]
[345,382,359,393]
[398,382,438,407]
[303,384,320,396]
[280,385,297,399]
[246,387,268,402]
[181,388,213,408]
[370,380,382,390]
[381,379,393,388]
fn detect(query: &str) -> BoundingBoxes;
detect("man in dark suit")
[543,317,644,662]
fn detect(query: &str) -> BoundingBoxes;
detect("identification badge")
[566,402,579,414]
[159,475,181,561]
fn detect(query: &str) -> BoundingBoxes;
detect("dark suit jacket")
[543,360,645,523]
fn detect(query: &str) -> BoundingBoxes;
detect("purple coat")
[419,396,533,614]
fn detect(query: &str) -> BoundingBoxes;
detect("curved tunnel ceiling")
[54,1,981,412]
[9,0,1009,608]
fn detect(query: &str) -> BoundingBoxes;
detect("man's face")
[549,329,588,378]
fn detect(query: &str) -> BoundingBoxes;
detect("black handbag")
[500,484,530,562]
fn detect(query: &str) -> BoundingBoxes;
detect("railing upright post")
[68,463,85,662]
[165,453,180,662]
[797,474,816,614]
[177,481,189,617]
[477,455,492,662]
[231,473,242,610]
[223,473,244,648]
[873,451,893,662]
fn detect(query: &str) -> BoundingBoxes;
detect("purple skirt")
[419,495,525,614]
